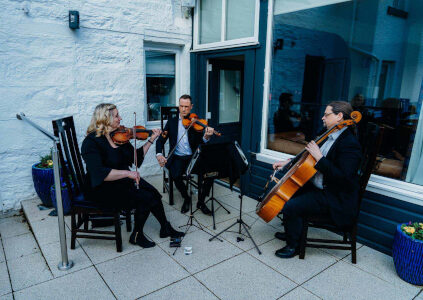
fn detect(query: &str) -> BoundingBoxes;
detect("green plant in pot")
[392,222,423,285]
[32,152,54,207]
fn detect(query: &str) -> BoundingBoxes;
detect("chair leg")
[84,214,89,231]
[126,210,132,232]
[299,221,309,259]
[169,177,174,206]
[114,211,123,252]
[71,210,76,250]
[351,232,357,264]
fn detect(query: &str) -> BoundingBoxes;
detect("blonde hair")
[86,103,117,137]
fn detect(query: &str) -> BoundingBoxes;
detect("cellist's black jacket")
[314,128,362,228]
[155,115,205,163]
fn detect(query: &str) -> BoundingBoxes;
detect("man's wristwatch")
[147,139,154,144]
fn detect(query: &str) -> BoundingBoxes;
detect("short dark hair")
[328,101,353,120]
[179,94,192,104]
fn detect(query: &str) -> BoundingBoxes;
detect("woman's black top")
[81,132,161,208]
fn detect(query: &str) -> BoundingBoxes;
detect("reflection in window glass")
[226,0,255,40]
[219,70,241,123]
[146,51,175,121]
[267,0,423,185]
[199,0,222,44]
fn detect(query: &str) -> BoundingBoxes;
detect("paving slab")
[195,252,297,300]
[14,267,115,300]
[415,290,423,299]
[0,293,13,300]
[77,224,140,264]
[219,192,259,214]
[97,247,189,299]
[29,216,72,247]
[7,252,53,291]
[0,240,4,263]
[21,198,53,224]
[40,241,92,278]
[303,260,414,300]
[193,201,239,229]
[141,276,218,300]
[159,229,243,274]
[0,262,12,297]
[343,245,422,298]
[143,209,191,244]
[248,239,337,285]
[0,216,31,239]
[208,213,279,252]
[279,286,320,300]
[2,233,39,261]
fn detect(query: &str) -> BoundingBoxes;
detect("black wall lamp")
[69,11,79,29]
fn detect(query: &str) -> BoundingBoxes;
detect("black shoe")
[129,231,156,248]
[197,203,212,216]
[274,232,287,241]
[275,245,299,258]
[160,222,185,238]
[181,199,190,214]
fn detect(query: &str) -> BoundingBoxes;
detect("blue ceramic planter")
[31,163,54,207]
[50,183,72,215]
[392,224,423,285]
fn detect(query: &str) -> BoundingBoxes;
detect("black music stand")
[190,143,232,230]
[174,146,224,255]
[207,141,262,255]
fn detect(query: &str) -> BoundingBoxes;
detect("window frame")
[193,0,260,51]
[258,0,423,206]
[144,44,181,127]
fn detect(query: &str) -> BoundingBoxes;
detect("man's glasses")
[323,112,334,117]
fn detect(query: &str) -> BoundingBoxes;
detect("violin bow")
[164,117,196,163]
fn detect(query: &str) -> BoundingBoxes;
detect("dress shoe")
[129,231,156,248]
[275,245,299,258]
[160,222,185,238]
[181,199,190,214]
[274,232,287,241]
[197,203,212,215]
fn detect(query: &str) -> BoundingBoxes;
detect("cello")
[256,111,362,223]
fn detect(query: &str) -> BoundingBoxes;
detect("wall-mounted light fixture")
[69,11,79,29]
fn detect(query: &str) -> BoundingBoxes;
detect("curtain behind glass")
[200,0,222,44]
[226,0,255,40]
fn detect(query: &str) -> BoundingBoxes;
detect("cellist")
[272,101,362,258]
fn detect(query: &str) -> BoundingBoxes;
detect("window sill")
[192,41,260,52]
[255,152,423,206]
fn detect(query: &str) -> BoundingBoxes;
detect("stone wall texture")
[0,0,192,211]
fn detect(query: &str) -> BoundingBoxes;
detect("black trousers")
[91,178,167,233]
[167,154,213,205]
[282,184,330,248]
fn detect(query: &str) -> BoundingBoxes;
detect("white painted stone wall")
[0,0,192,211]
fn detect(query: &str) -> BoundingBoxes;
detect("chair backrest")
[52,116,85,196]
[160,106,179,131]
[160,106,179,156]
[357,122,385,202]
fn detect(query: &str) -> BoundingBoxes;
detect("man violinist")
[156,94,215,215]
[272,101,362,258]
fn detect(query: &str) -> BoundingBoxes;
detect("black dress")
[81,132,162,214]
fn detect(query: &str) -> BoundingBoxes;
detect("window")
[262,0,423,192]
[145,51,176,122]
[194,0,260,50]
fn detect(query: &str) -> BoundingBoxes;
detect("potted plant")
[392,222,423,285]
[31,152,54,207]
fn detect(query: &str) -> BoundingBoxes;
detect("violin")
[182,113,221,136]
[110,125,153,145]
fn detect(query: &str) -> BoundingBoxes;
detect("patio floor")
[0,175,422,300]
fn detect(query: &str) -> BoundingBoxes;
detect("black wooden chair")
[299,123,385,263]
[52,116,131,253]
[160,107,199,206]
